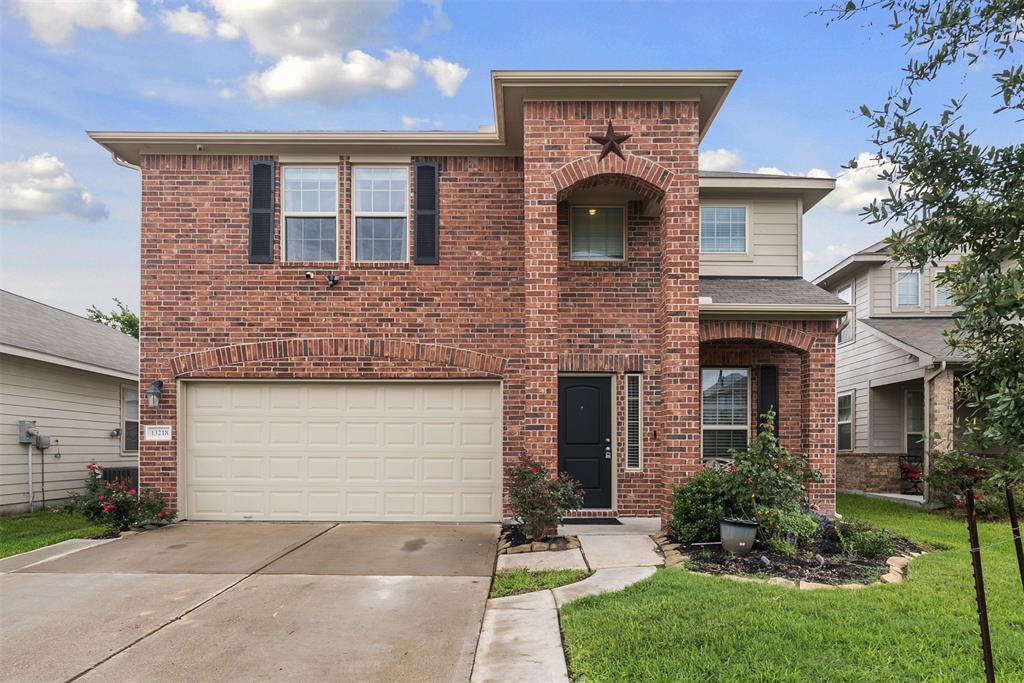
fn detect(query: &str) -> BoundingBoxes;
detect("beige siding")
[699,196,801,276]
[871,256,961,316]
[835,325,923,453]
[0,354,137,513]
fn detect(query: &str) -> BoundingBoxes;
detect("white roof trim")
[812,253,890,286]
[1,343,138,381]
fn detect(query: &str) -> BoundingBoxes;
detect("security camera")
[304,271,314,279]
[196,144,205,152]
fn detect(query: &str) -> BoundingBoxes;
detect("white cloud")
[401,115,443,129]
[417,0,452,37]
[9,0,144,47]
[161,5,213,38]
[752,166,789,176]
[216,21,241,39]
[699,148,742,172]
[218,88,235,99]
[208,0,398,57]
[247,49,422,103]
[803,243,856,278]
[0,153,108,222]
[822,152,897,214]
[422,57,468,97]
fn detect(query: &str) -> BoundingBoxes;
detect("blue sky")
[0,0,1015,315]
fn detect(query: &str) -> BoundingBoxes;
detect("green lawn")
[560,493,1024,682]
[0,509,107,559]
[491,568,590,598]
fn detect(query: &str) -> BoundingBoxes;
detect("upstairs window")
[282,167,338,262]
[895,270,920,307]
[934,272,954,307]
[701,367,750,463]
[836,283,854,344]
[570,206,625,260]
[700,206,747,253]
[353,167,408,262]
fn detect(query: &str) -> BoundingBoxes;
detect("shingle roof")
[700,276,849,307]
[860,317,966,362]
[0,290,138,376]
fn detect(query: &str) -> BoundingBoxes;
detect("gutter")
[698,302,853,320]
[110,153,140,172]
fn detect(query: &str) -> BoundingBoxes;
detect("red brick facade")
[137,101,837,521]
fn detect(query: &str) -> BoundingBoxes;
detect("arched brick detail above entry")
[699,321,816,354]
[169,338,509,377]
[552,154,672,202]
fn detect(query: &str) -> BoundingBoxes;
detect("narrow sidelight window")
[570,206,625,260]
[700,206,747,253]
[625,374,642,469]
[282,167,338,262]
[896,270,920,307]
[837,393,853,451]
[122,386,139,453]
[701,367,750,463]
[353,166,408,262]
[905,389,925,459]
[836,283,854,344]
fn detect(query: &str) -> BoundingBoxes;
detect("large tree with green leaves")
[820,0,1023,480]
[87,298,139,339]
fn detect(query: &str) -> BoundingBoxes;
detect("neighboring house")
[0,290,139,514]
[89,70,848,523]
[814,238,967,496]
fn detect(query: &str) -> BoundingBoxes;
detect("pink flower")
[102,504,115,511]
[745,478,754,486]
[530,466,538,474]
[99,495,105,501]
[128,488,136,495]
[156,511,165,519]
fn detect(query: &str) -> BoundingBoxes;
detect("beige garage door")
[183,381,502,522]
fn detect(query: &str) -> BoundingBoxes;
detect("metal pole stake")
[966,488,995,683]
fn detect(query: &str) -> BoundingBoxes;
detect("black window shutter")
[248,160,275,264]
[413,161,439,265]
[757,365,779,433]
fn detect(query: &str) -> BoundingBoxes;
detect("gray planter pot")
[720,518,758,555]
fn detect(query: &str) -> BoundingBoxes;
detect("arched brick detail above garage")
[699,320,816,354]
[552,154,672,203]
[169,338,509,377]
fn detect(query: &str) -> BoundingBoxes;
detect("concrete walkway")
[471,523,662,683]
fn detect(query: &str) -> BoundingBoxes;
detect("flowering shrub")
[66,463,175,532]
[508,459,584,540]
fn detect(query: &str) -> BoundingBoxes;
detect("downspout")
[922,360,948,502]
[27,443,33,513]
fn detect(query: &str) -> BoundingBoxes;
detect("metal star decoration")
[588,121,632,161]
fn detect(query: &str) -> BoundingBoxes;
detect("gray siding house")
[814,239,967,497]
[0,290,139,513]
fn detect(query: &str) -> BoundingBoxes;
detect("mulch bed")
[499,523,579,554]
[680,531,926,585]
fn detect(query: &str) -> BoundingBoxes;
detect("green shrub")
[66,464,175,533]
[835,520,893,559]
[508,459,584,540]
[668,468,743,543]
[757,506,823,556]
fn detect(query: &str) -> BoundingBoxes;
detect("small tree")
[87,298,139,339]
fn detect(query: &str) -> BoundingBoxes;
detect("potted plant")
[719,516,759,554]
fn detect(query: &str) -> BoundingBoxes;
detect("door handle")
[604,445,612,459]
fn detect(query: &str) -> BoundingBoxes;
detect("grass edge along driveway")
[0,509,106,559]
[559,493,1024,682]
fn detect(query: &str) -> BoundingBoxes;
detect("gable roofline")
[699,172,835,210]
[812,253,890,287]
[89,69,741,165]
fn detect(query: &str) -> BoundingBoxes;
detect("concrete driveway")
[1,522,498,682]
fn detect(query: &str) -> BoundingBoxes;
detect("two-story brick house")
[814,237,968,497]
[90,70,847,524]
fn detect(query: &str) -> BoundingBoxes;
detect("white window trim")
[699,201,753,261]
[893,268,922,309]
[904,388,925,453]
[837,391,854,452]
[351,164,410,264]
[932,268,955,309]
[700,367,751,462]
[625,374,643,470]
[836,280,855,345]
[120,384,139,456]
[568,204,627,261]
[280,165,340,263]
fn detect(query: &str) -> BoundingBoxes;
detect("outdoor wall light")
[146,380,164,408]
